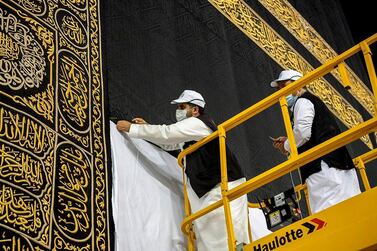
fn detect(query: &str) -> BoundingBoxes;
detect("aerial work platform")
[245,187,377,251]
[178,33,377,250]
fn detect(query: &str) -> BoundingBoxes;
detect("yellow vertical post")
[247,216,253,243]
[280,97,298,157]
[280,97,308,215]
[182,172,195,251]
[280,96,314,216]
[361,42,377,113]
[355,157,371,191]
[303,185,312,215]
[218,126,236,251]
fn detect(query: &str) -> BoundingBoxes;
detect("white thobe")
[283,97,361,214]
[128,117,268,249]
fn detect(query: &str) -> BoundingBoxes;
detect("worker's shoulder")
[293,97,315,114]
[296,96,315,106]
[184,116,206,125]
[184,117,213,132]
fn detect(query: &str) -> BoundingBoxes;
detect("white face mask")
[286,94,298,108]
[176,109,188,122]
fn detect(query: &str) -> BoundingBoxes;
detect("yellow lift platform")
[177,33,377,251]
[245,186,377,251]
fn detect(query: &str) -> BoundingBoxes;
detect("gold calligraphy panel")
[208,0,372,148]
[0,105,55,157]
[0,184,48,240]
[58,50,90,148]
[0,0,109,250]
[14,0,47,16]
[56,9,88,49]
[0,143,48,195]
[0,105,54,247]
[0,8,55,122]
[55,142,91,240]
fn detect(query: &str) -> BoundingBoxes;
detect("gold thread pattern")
[0,106,55,157]
[0,143,48,195]
[56,9,88,49]
[88,0,109,248]
[0,0,109,250]
[55,143,91,239]
[58,51,89,131]
[0,105,54,246]
[0,8,55,122]
[15,0,47,16]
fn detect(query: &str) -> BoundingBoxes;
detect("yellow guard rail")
[247,146,377,213]
[177,33,377,251]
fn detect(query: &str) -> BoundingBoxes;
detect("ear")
[295,88,304,96]
[192,106,200,116]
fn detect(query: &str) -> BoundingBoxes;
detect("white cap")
[270,69,303,87]
[170,90,206,108]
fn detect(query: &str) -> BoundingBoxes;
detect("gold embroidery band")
[0,0,109,250]
[208,0,372,148]
[258,0,374,116]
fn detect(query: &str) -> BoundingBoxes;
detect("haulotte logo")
[253,218,326,251]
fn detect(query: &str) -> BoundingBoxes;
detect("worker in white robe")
[270,70,361,214]
[117,90,269,250]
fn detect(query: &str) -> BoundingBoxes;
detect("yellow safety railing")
[354,148,377,191]
[177,33,377,251]
[248,143,377,213]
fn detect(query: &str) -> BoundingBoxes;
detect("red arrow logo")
[302,218,326,234]
[311,218,326,230]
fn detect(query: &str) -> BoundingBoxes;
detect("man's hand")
[132,117,147,124]
[271,136,289,155]
[116,120,132,132]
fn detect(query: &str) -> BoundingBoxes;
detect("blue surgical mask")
[286,94,298,108]
[176,109,188,122]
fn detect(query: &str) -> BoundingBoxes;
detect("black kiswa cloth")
[109,108,135,123]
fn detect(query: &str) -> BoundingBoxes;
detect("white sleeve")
[284,98,315,152]
[127,117,213,146]
[157,142,184,151]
